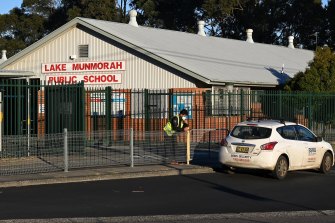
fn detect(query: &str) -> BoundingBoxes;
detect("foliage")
[130,0,202,32]
[222,0,325,49]
[0,7,45,57]
[284,47,335,92]
[200,0,248,37]
[64,0,117,21]
[326,0,335,48]
[0,0,335,58]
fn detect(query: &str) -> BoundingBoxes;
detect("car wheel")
[320,152,333,174]
[221,164,235,174]
[273,156,288,180]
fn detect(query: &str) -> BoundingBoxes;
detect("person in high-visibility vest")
[163,109,189,163]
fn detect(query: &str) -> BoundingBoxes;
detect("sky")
[0,0,22,14]
[0,0,330,14]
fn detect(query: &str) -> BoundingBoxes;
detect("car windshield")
[231,125,272,139]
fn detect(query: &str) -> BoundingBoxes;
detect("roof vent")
[246,29,254,43]
[0,50,7,64]
[128,10,139,27]
[197,21,206,36]
[288,36,294,49]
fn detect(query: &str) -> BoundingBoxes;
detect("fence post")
[208,130,211,159]
[228,91,231,130]
[130,128,134,167]
[279,91,282,118]
[105,87,112,146]
[0,91,3,152]
[308,93,312,129]
[144,89,150,131]
[27,78,31,156]
[64,128,69,172]
[186,130,191,165]
[105,86,111,131]
[240,89,244,121]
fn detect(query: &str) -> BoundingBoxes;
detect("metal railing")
[0,129,193,175]
[0,128,231,175]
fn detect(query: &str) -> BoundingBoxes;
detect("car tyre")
[320,152,333,174]
[273,156,288,180]
[221,164,235,174]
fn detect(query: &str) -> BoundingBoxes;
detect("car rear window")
[231,126,272,139]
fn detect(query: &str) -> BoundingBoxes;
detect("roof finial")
[197,21,206,36]
[288,36,294,49]
[0,50,7,64]
[128,10,139,27]
[246,29,254,43]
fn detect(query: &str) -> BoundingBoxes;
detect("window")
[210,87,250,116]
[277,126,296,140]
[295,125,316,142]
[78,45,89,58]
[131,89,168,118]
[231,126,272,139]
[172,93,193,118]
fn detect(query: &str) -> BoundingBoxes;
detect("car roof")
[237,119,297,128]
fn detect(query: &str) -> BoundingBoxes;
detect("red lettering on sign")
[114,62,123,69]
[47,75,77,84]
[71,62,124,71]
[43,61,125,73]
[44,64,67,72]
[83,75,119,83]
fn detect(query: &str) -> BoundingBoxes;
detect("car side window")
[277,126,297,140]
[294,125,316,142]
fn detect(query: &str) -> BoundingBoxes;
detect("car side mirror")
[316,136,323,142]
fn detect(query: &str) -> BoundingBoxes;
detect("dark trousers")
[164,132,177,161]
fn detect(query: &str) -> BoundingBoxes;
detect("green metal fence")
[1,80,335,141]
[2,81,335,175]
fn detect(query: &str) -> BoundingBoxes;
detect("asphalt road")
[0,169,334,220]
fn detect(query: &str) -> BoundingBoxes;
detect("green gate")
[0,79,39,135]
[45,83,85,133]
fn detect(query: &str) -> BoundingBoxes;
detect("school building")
[0,10,315,135]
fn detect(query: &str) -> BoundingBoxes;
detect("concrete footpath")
[0,164,216,188]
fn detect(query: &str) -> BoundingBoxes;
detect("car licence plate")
[236,146,249,153]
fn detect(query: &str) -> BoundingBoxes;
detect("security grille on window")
[210,87,250,116]
[131,90,168,118]
[78,45,89,58]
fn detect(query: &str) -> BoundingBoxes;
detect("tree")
[220,0,277,42]
[63,0,118,21]
[284,0,325,49]
[326,0,335,48]
[222,0,326,48]
[1,0,334,57]
[0,7,45,57]
[200,0,248,37]
[116,0,131,23]
[130,0,202,32]
[284,47,335,92]
[22,0,61,17]
[46,0,119,33]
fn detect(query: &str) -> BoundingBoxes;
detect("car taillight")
[221,138,228,146]
[261,141,278,150]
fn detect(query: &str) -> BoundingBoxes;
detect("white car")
[220,119,334,179]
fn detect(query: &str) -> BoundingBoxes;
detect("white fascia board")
[0,70,35,77]
[0,19,79,69]
[208,80,278,88]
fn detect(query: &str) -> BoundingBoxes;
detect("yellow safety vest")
[164,116,184,136]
